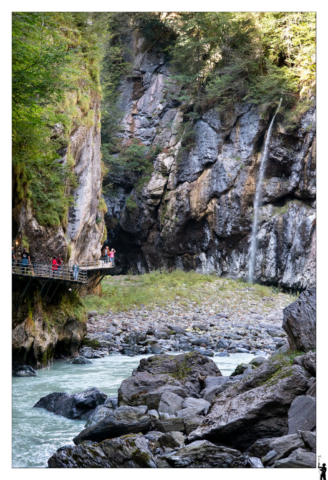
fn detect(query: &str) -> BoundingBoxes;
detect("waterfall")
[248,98,282,283]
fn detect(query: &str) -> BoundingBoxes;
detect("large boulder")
[118,352,221,409]
[48,433,157,468]
[34,388,107,420]
[163,440,248,468]
[188,364,310,451]
[273,448,316,468]
[288,395,316,434]
[282,288,316,351]
[73,405,151,445]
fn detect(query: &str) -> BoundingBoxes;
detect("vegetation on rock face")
[98,11,315,194]
[12,12,109,227]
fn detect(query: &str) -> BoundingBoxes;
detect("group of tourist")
[102,246,116,266]
[12,247,80,280]
[13,245,117,280]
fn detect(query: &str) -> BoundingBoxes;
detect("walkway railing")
[68,259,115,269]
[12,261,89,283]
[12,259,115,283]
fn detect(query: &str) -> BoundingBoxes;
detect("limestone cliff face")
[103,37,316,290]
[12,94,103,368]
[14,93,104,264]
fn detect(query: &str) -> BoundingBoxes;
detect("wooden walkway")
[12,260,119,313]
[12,260,118,284]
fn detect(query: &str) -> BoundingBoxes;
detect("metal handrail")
[12,261,89,283]
[68,259,115,269]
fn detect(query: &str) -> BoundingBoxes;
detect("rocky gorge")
[103,35,316,291]
[35,289,316,468]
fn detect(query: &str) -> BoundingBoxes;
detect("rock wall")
[103,36,316,290]
[12,277,86,369]
[13,93,104,264]
[12,94,103,368]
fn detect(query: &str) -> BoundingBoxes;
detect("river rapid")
[12,352,255,468]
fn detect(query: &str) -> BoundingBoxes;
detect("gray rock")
[273,448,316,468]
[247,457,264,468]
[104,397,118,409]
[201,377,241,402]
[34,388,107,420]
[293,351,316,377]
[188,364,310,451]
[159,431,185,449]
[306,379,316,397]
[88,311,98,318]
[144,431,164,448]
[269,434,305,462]
[288,395,316,434]
[148,409,159,420]
[249,356,267,367]
[245,437,279,458]
[163,440,248,468]
[262,449,278,466]
[183,415,204,435]
[300,430,316,452]
[282,288,316,352]
[230,363,254,376]
[215,352,230,357]
[181,397,210,414]
[71,356,92,364]
[85,404,115,428]
[73,405,151,444]
[167,325,186,335]
[158,391,184,415]
[156,417,184,433]
[13,365,37,377]
[216,339,229,349]
[49,433,157,468]
[118,352,221,409]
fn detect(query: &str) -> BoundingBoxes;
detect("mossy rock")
[230,363,250,376]
[82,338,100,348]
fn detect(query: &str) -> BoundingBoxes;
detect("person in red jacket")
[56,255,63,278]
[52,256,57,277]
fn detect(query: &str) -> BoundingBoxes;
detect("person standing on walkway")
[12,247,16,273]
[72,260,79,281]
[109,248,116,267]
[21,248,30,275]
[106,246,110,263]
[56,255,63,278]
[103,246,108,263]
[52,256,57,277]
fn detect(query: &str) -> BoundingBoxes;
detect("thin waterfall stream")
[248,99,282,283]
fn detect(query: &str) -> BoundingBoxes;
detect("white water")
[12,352,254,468]
[248,99,282,283]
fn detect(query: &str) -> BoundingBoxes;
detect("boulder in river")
[118,352,221,409]
[71,356,92,364]
[49,433,157,468]
[282,288,316,352]
[73,405,151,444]
[13,365,37,377]
[34,387,107,420]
